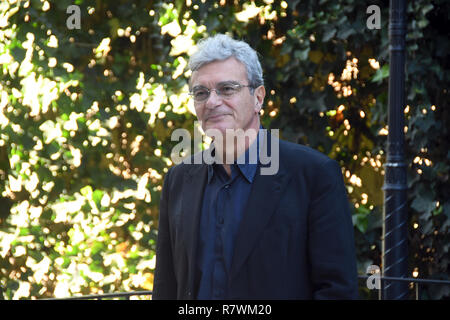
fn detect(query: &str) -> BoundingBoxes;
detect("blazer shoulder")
[279,138,334,169]
[278,139,346,202]
[164,151,207,181]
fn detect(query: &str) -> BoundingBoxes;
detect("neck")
[213,122,260,166]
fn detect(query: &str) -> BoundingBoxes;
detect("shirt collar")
[234,134,259,183]
[236,161,258,183]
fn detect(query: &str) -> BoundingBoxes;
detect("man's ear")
[254,85,266,112]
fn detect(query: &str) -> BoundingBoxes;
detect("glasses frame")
[189,82,253,102]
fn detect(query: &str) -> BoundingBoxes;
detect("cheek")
[240,100,257,117]
[194,104,204,119]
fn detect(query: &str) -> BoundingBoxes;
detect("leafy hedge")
[0,0,448,299]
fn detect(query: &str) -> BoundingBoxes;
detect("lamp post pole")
[382,0,409,300]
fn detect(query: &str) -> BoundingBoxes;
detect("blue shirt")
[196,134,260,299]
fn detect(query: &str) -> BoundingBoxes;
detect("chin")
[204,120,234,133]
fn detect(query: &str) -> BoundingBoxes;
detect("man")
[153,34,359,299]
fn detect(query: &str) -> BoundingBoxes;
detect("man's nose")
[205,89,222,109]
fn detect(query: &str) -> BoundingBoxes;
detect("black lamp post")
[382,0,409,299]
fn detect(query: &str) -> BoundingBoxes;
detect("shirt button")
[224,184,230,189]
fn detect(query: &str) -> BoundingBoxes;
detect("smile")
[206,114,229,121]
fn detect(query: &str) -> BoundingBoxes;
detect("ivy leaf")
[92,190,103,207]
[411,196,435,218]
[371,64,389,83]
[322,28,336,42]
[337,26,355,40]
[295,48,310,61]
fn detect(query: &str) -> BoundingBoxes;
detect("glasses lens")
[217,84,239,97]
[193,89,209,101]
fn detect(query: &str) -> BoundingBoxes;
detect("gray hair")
[188,34,264,90]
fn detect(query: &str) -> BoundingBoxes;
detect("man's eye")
[220,85,237,95]
[194,90,208,99]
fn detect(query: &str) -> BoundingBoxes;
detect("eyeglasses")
[189,82,253,102]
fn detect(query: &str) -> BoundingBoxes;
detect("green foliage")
[0,0,196,299]
[0,0,448,299]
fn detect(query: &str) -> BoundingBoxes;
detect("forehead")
[190,57,248,87]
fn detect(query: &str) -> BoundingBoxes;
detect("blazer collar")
[181,163,208,295]
[229,157,290,279]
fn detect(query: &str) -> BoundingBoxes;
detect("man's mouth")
[206,113,229,121]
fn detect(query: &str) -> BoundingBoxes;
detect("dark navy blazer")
[153,134,359,299]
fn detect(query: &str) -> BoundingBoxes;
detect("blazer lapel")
[180,162,208,295]
[229,162,290,279]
